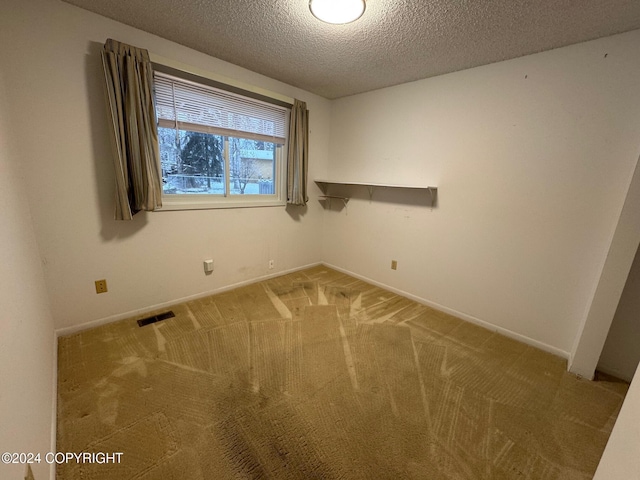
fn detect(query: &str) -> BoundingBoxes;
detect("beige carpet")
[56,266,628,479]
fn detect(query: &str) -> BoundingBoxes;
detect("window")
[153,68,290,209]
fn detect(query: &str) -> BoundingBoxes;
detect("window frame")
[152,62,292,211]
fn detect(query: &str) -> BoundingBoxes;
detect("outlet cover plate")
[95,279,108,294]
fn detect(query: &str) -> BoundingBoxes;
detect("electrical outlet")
[268,260,274,270]
[203,259,214,274]
[391,260,398,270]
[95,279,108,294]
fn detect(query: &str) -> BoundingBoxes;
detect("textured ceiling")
[62,0,640,99]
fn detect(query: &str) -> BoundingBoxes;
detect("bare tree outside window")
[229,137,260,195]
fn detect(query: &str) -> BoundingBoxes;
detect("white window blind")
[154,71,289,145]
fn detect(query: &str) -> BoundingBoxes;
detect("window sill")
[156,195,286,211]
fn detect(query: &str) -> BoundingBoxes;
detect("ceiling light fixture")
[309,0,366,25]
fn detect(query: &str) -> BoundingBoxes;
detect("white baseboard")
[55,262,322,337]
[322,262,571,361]
[567,356,596,380]
[595,363,635,383]
[55,259,570,360]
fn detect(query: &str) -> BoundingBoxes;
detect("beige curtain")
[287,99,309,206]
[101,39,162,220]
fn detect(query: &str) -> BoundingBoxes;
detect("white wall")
[593,363,640,479]
[0,0,330,331]
[0,74,56,479]
[569,154,640,378]
[325,30,640,357]
[597,241,640,381]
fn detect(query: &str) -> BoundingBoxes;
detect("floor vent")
[137,311,175,327]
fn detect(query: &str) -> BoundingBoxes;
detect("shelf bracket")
[427,187,437,207]
[366,185,374,201]
[319,195,349,212]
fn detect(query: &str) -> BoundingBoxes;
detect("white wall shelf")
[314,180,438,206]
